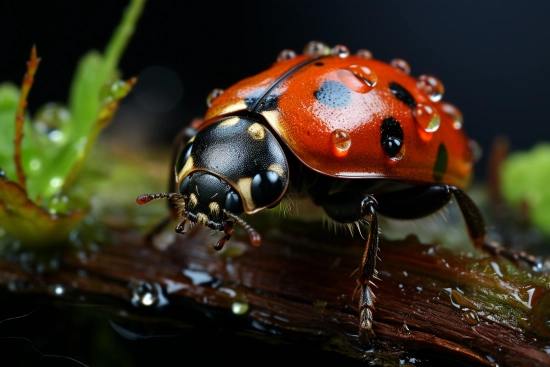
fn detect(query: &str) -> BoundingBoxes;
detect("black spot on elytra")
[315,62,324,66]
[380,116,404,158]
[314,80,351,108]
[433,143,448,182]
[245,93,279,112]
[389,82,416,108]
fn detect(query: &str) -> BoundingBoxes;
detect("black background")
[1,0,550,178]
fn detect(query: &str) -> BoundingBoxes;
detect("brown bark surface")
[1,214,548,367]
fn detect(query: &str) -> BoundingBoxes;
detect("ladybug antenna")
[136,192,182,205]
[224,210,261,247]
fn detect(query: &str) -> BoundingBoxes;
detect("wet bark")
[0,214,548,367]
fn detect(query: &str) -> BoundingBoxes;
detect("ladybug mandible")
[137,41,536,343]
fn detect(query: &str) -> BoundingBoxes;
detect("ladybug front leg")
[358,195,380,343]
[143,123,199,243]
[316,192,380,343]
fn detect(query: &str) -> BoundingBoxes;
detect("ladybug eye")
[176,142,193,173]
[225,191,243,214]
[179,176,191,195]
[251,171,284,208]
[380,117,404,159]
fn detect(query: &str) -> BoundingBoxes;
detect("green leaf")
[501,142,550,236]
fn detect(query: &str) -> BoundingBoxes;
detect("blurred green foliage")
[501,142,550,237]
[0,0,145,247]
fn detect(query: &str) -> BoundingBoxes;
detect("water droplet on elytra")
[206,88,224,107]
[417,74,444,102]
[346,65,377,88]
[337,64,377,95]
[331,129,352,155]
[303,40,330,56]
[356,49,373,59]
[390,58,411,74]
[331,44,350,58]
[276,49,297,62]
[413,103,440,132]
[441,102,464,129]
[390,143,406,162]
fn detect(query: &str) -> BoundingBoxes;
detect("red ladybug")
[137,41,537,343]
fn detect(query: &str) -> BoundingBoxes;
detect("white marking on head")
[236,177,255,211]
[247,123,265,140]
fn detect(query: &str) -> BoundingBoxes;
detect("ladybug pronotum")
[137,41,538,343]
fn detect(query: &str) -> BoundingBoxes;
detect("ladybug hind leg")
[450,187,540,268]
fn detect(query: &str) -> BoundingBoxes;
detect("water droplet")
[390,58,411,74]
[33,103,71,136]
[469,139,482,162]
[331,129,352,156]
[526,288,536,308]
[206,88,224,107]
[48,130,64,142]
[463,310,479,325]
[231,301,249,315]
[331,44,350,58]
[356,49,373,59]
[276,49,296,62]
[413,103,440,132]
[49,177,63,189]
[29,159,41,171]
[131,281,158,307]
[417,74,444,102]
[303,40,330,56]
[441,102,464,129]
[390,144,406,161]
[490,261,504,277]
[337,65,378,95]
[183,269,213,285]
[48,194,69,214]
[54,285,64,295]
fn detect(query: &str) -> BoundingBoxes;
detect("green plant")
[0,0,145,247]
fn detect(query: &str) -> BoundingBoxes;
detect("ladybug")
[137,41,537,343]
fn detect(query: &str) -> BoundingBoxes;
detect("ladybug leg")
[358,195,380,344]
[141,125,198,244]
[316,192,380,343]
[449,187,540,268]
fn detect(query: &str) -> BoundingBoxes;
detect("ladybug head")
[137,116,289,250]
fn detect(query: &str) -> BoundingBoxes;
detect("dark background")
[1,0,550,181]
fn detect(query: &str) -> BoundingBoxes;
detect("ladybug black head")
[137,116,289,250]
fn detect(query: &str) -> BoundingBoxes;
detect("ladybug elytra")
[137,41,537,343]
